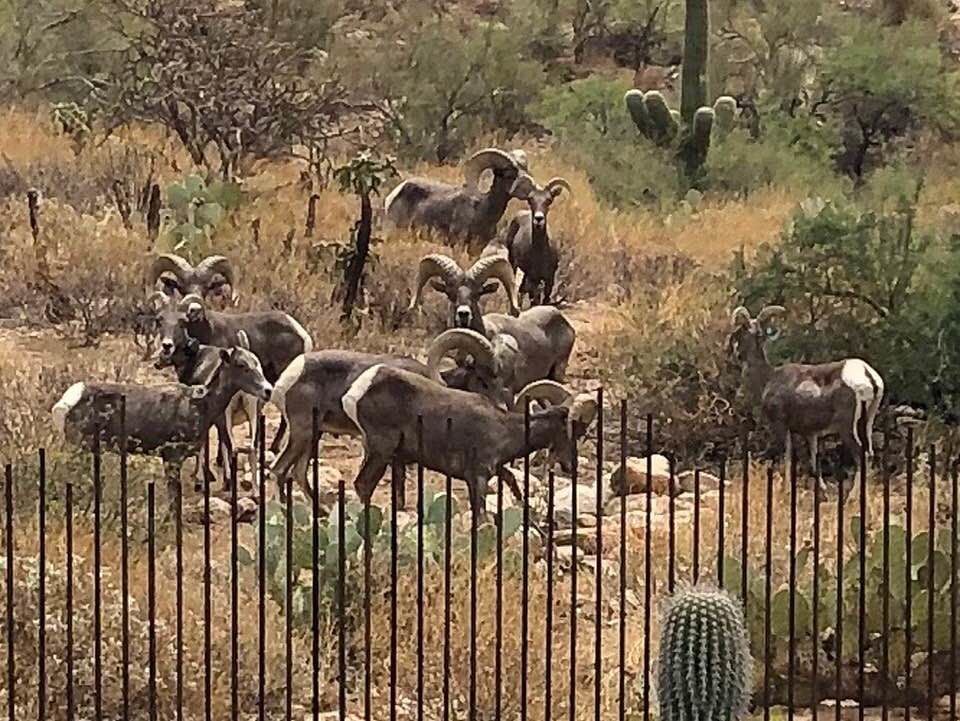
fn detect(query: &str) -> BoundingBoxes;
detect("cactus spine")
[656,585,752,721]
[624,0,737,178]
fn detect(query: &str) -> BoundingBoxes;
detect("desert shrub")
[535,77,681,207]
[731,176,960,414]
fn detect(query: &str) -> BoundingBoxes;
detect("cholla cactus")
[657,585,752,721]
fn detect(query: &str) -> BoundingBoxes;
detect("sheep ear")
[428,278,447,294]
[236,330,250,350]
[185,336,200,355]
[219,348,231,364]
[480,281,499,296]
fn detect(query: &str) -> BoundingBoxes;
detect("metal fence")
[1,399,958,720]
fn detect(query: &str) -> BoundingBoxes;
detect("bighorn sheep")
[384,148,532,249]
[341,366,598,514]
[154,328,257,490]
[501,177,572,306]
[52,345,273,505]
[149,254,236,309]
[729,305,884,485]
[155,294,313,456]
[408,253,519,332]
[268,340,513,502]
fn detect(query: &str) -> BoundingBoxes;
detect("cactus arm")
[680,0,710,124]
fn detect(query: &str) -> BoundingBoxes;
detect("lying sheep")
[52,345,273,506]
[384,148,532,251]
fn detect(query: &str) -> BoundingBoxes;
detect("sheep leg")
[296,431,322,502]
[270,434,307,500]
[354,455,390,504]
[270,415,288,456]
[499,465,545,537]
[162,453,184,511]
[782,430,792,480]
[217,416,237,491]
[542,274,555,305]
[808,434,826,495]
[391,457,407,510]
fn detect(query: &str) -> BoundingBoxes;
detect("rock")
[610,455,672,496]
[676,470,723,494]
[237,497,259,523]
[553,527,598,555]
[187,496,233,524]
[604,494,649,516]
[553,483,600,528]
[577,513,598,528]
[311,463,343,490]
[495,465,543,496]
[485,490,516,514]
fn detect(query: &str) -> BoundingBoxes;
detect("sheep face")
[524,186,563,233]
[728,306,784,369]
[220,347,273,402]
[150,255,235,310]
[444,281,498,330]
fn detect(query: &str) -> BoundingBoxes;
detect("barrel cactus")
[624,0,737,178]
[657,585,752,721]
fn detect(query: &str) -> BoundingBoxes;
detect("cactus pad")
[643,91,680,144]
[712,96,737,137]
[657,585,752,721]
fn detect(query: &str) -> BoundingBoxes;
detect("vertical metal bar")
[417,418,426,721]
[338,452,346,721]
[521,405,530,721]
[618,401,627,721]
[594,388,603,721]
[693,467,701,583]
[741,438,749,603]
[836,441,846,721]
[718,458,726,586]
[258,414,267,721]
[469,449,478,721]
[175,459,183,721]
[763,467,773,721]
[546,469,556,721]
[93,433,103,721]
[204,439,212,721]
[390,440,399,721]
[642,414,653,721]
[37,450,46,721]
[788,453,797,721]
[495,458,503,721]
[569,449,578,721]
[148,482,157,721]
[859,443,868,721]
[926,446,935,718]
[811,460,821,719]
[668,456,675,593]
[881,426,891,721]
[904,426,914,721]
[4,465,14,721]
[65,480,74,721]
[285,473,293,721]
[443,420,453,721]
[313,408,322,721]
[950,463,957,721]
[120,396,130,721]
[231,455,240,721]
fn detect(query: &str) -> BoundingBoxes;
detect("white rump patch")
[795,379,822,399]
[270,355,306,413]
[341,364,384,432]
[285,315,314,354]
[383,181,408,216]
[841,359,882,402]
[52,382,86,435]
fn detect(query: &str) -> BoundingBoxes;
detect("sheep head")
[154,293,211,364]
[463,148,531,198]
[426,328,513,410]
[515,177,572,234]
[514,380,598,472]
[149,253,235,309]
[408,253,518,332]
[728,305,786,366]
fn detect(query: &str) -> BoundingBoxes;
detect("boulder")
[676,469,723,494]
[553,483,600,528]
[609,455,672,496]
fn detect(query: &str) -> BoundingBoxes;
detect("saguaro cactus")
[657,585,752,721]
[624,0,736,177]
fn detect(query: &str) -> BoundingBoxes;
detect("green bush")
[163,174,244,254]
[535,77,681,207]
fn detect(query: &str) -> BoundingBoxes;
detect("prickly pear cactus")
[657,585,752,721]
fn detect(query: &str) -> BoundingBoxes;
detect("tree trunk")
[680,0,709,124]
[341,192,373,322]
[146,184,161,248]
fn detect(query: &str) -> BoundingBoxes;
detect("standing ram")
[384,148,532,250]
[500,177,572,306]
[52,345,273,506]
[729,305,884,488]
[341,365,598,515]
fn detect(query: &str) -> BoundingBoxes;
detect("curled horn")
[150,254,194,286]
[545,177,573,196]
[569,393,599,425]
[465,254,519,316]
[514,379,572,410]
[194,255,235,287]
[731,306,752,329]
[463,148,520,190]
[426,329,497,381]
[509,173,538,200]
[408,254,464,311]
[756,305,787,324]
